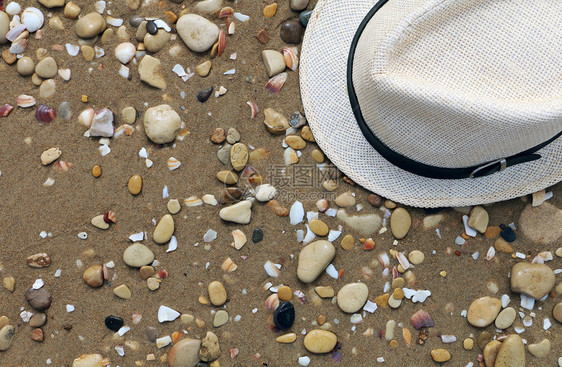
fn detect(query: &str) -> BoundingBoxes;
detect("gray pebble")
[300,10,313,27]
[25,288,52,310]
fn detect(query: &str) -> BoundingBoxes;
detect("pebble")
[89,109,114,137]
[216,170,238,184]
[75,12,106,38]
[143,104,180,143]
[64,2,81,19]
[303,329,337,354]
[0,12,8,44]
[230,143,248,171]
[311,149,324,163]
[0,316,8,329]
[335,192,355,207]
[147,277,160,291]
[255,184,277,202]
[113,284,131,299]
[146,20,157,35]
[123,243,154,267]
[494,237,513,253]
[554,302,562,323]
[167,199,181,214]
[91,214,109,229]
[195,0,222,13]
[467,296,501,327]
[208,281,227,306]
[144,29,170,53]
[463,338,474,350]
[29,313,47,327]
[140,266,155,280]
[81,45,95,61]
[483,340,502,366]
[408,250,424,264]
[153,214,175,244]
[199,331,221,362]
[35,56,57,79]
[139,55,167,89]
[519,202,562,245]
[17,56,35,76]
[213,310,228,327]
[176,14,219,53]
[340,234,354,250]
[128,174,142,195]
[494,334,525,367]
[264,108,290,134]
[219,200,252,224]
[297,240,336,283]
[196,87,213,103]
[168,338,201,367]
[299,10,312,27]
[477,331,493,350]
[430,349,451,363]
[196,60,212,77]
[83,265,103,287]
[494,307,516,329]
[309,219,329,236]
[315,286,335,298]
[276,333,297,343]
[280,20,304,44]
[384,200,397,209]
[71,354,103,367]
[337,283,368,313]
[286,135,306,150]
[277,286,292,301]
[0,325,15,351]
[500,226,516,242]
[390,207,411,239]
[39,79,56,99]
[262,50,285,77]
[38,0,65,7]
[273,301,295,329]
[25,287,52,310]
[104,315,124,331]
[252,228,264,243]
[291,0,309,10]
[510,262,555,299]
[527,338,550,358]
[336,210,381,235]
[210,128,226,143]
[468,206,489,233]
[226,128,240,144]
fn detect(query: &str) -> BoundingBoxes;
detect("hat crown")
[352,0,562,168]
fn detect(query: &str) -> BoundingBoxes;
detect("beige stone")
[230,143,248,171]
[340,234,354,250]
[309,219,329,236]
[143,105,181,143]
[553,302,562,323]
[408,250,424,264]
[276,333,296,343]
[72,354,103,367]
[219,200,252,224]
[335,192,355,207]
[121,107,136,124]
[2,276,15,292]
[337,283,368,313]
[199,331,221,362]
[213,310,228,327]
[303,330,337,354]
[167,199,181,214]
[123,244,154,267]
[494,335,525,367]
[139,55,167,89]
[208,281,227,306]
[144,29,170,53]
[91,215,109,229]
[113,284,131,299]
[466,296,501,327]
[83,265,103,287]
[75,13,106,38]
[35,57,57,79]
[297,240,336,283]
[527,339,550,359]
[495,307,516,329]
[336,210,381,235]
[38,0,65,8]
[39,79,56,99]
[430,349,451,363]
[41,147,61,165]
[315,286,335,298]
[168,338,201,367]
[64,2,81,19]
[0,325,16,351]
[510,262,555,299]
[196,60,212,76]
[483,340,501,367]
[263,108,290,134]
[16,57,35,76]
[128,174,142,195]
[153,214,174,244]
[262,50,285,77]
[468,206,489,233]
[390,207,411,239]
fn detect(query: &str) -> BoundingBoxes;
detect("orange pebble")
[461,233,470,240]
[92,165,101,178]
[81,95,88,103]
[165,11,178,23]
[263,3,278,17]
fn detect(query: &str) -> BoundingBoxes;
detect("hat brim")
[299,0,562,208]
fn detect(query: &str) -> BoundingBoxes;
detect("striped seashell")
[378,252,390,268]
[16,94,36,108]
[176,128,190,141]
[396,252,410,270]
[35,105,56,123]
[9,38,27,54]
[265,293,280,311]
[402,328,412,347]
[263,260,280,277]
[362,327,374,336]
[221,257,238,272]
[403,269,416,286]
[103,211,116,223]
[228,21,235,35]
[184,196,203,207]
[219,7,233,18]
[167,157,181,171]
[282,47,299,71]
[246,101,258,119]
[265,72,287,93]
[0,104,14,117]
[218,30,226,57]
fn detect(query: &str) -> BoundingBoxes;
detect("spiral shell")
[35,105,56,123]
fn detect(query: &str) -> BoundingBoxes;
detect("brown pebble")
[367,193,382,207]
[340,234,354,250]
[311,149,325,163]
[27,253,51,268]
[430,349,451,362]
[384,200,397,209]
[29,313,47,328]
[92,165,102,178]
[301,126,315,141]
[83,265,103,287]
[286,135,306,150]
[477,331,493,350]
[31,328,44,342]
[267,200,289,216]
[140,266,155,280]
[256,29,269,44]
[25,288,52,310]
[484,226,502,238]
[278,286,292,301]
[128,174,142,195]
[81,45,95,61]
[317,314,326,325]
[2,49,17,65]
[210,128,226,143]
[494,237,513,253]
[375,293,390,308]
[309,219,329,236]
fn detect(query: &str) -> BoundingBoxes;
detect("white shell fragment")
[157,305,180,322]
[264,260,280,277]
[289,201,304,225]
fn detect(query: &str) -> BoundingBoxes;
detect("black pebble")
[146,20,158,35]
[273,302,295,329]
[500,227,516,242]
[299,10,313,27]
[252,228,264,243]
[105,315,124,332]
[280,20,304,44]
[196,87,214,103]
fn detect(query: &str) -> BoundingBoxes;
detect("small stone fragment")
[553,302,562,323]
[91,215,110,229]
[72,354,103,367]
[309,219,329,236]
[128,174,142,195]
[213,310,228,327]
[139,55,167,89]
[75,13,106,38]
[0,325,16,351]
[264,108,290,134]
[35,57,57,79]
[315,286,335,298]
[291,0,309,11]
[29,313,47,327]
[196,60,212,77]
[340,235,354,250]
[494,238,513,253]
[483,340,502,367]
[468,206,489,233]
[335,192,355,207]
[114,284,132,299]
[252,228,264,243]
[230,143,248,171]
[278,286,292,301]
[262,50,285,77]
[276,333,296,343]
[27,253,51,268]
[105,315,124,332]
[2,277,15,292]
[176,14,219,53]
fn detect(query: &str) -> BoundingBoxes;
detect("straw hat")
[300,0,562,207]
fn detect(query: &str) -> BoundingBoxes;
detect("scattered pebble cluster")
[0,0,561,366]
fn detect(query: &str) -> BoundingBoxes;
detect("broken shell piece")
[264,260,280,277]
[247,101,258,119]
[282,47,299,71]
[89,108,114,137]
[16,94,36,108]
[35,105,56,123]
[378,252,390,268]
[58,68,71,81]
[219,7,233,18]
[41,147,61,165]
[167,157,181,171]
[78,108,95,128]
[184,196,203,207]
[221,257,238,272]
[53,160,71,172]
[231,229,247,250]
[43,177,55,186]
[228,21,235,35]
[103,211,116,223]
[202,194,218,206]
[531,190,548,207]
[396,252,410,270]
[217,30,226,57]
[265,293,280,311]
[265,72,287,93]
[0,104,14,117]
[410,309,434,330]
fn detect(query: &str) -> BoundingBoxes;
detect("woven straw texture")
[300,0,562,207]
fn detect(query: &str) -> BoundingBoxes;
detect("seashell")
[21,7,44,33]
[265,72,287,93]
[410,309,434,330]
[103,211,116,223]
[0,104,14,117]
[52,44,64,52]
[176,128,190,141]
[246,101,258,119]
[131,312,142,324]
[43,177,55,186]
[486,246,495,261]
[402,327,412,347]
[282,46,299,71]
[184,196,203,207]
[403,270,416,286]
[35,30,43,39]
[6,24,27,42]
[9,38,27,54]
[283,147,298,165]
[58,69,71,81]
[35,105,56,123]
[265,293,280,311]
[6,2,22,16]
[231,229,247,250]
[392,266,399,280]
[10,14,21,29]
[202,194,218,206]
[362,327,374,336]
[102,264,109,280]
[53,160,72,172]
[230,348,239,360]
[396,252,410,270]
[16,94,36,108]
[228,21,235,35]
[115,42,135,64]
[218,30,226,57]
[360,266,373,279]
[77,108,95,128]
[378,252,390,268]
[171,331,182,343]
[221,257,238,272]
[167,157,181,171]
[263,260,280,277]
[219,7,233,18]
